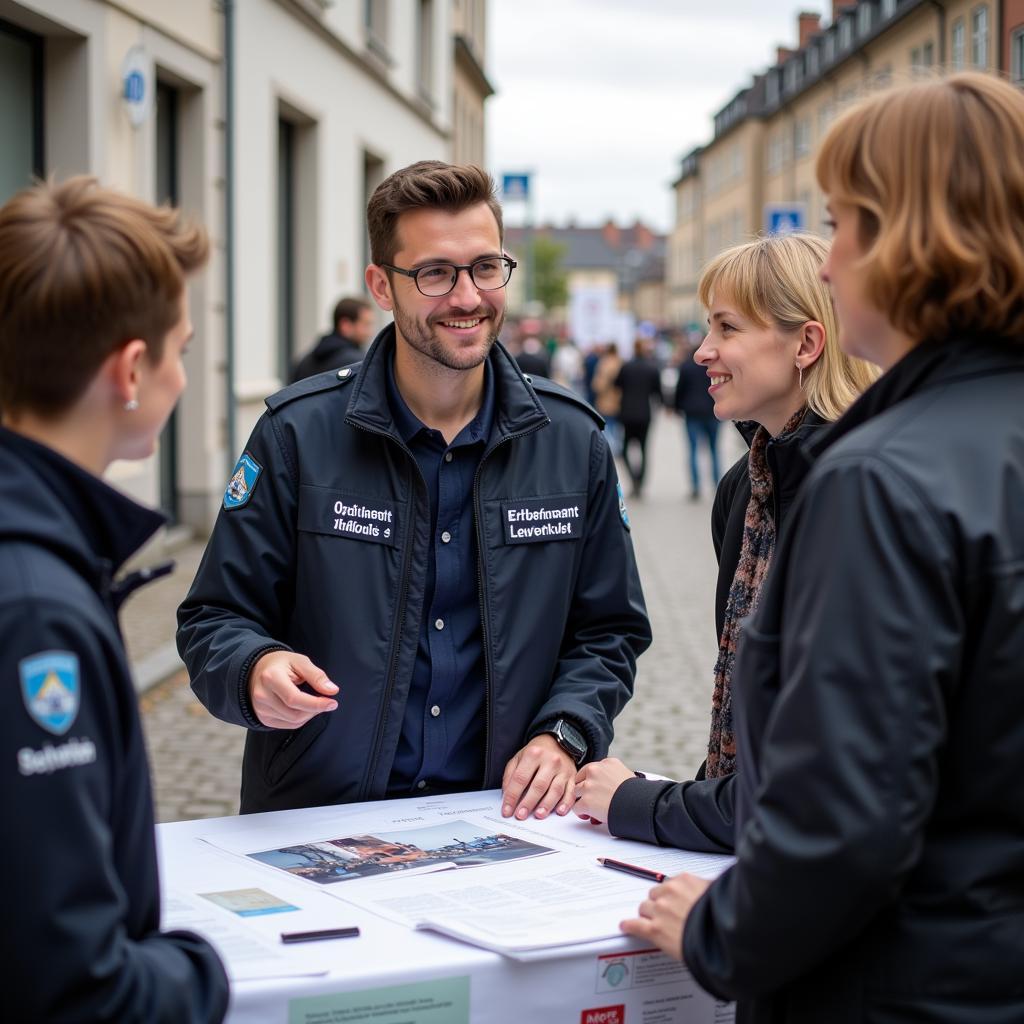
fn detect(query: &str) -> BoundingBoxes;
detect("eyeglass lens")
[416,258,512,296]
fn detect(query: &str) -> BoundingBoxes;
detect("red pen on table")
[596,857,667,883]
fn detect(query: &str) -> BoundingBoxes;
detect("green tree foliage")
[530,236,568,311]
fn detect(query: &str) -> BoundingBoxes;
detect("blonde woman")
[574,233,875,850]
[624,73,1024,1022]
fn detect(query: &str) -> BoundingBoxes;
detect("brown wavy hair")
[367,161,502,267]
[816,72,1024,344]
[0,176,208,416]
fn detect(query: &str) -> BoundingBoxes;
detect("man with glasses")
[179,162,650,820]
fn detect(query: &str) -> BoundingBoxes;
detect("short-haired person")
[574,233,875,851]
[178,161,650,819]
[290,295,375,382]
[0,179,228,1021]
[621,72,1024,1022]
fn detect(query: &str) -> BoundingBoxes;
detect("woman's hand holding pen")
[619,873,713,961]
[573,757,636,825]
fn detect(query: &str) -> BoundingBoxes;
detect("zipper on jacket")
[347,420,425,800]
[472,420,548,789]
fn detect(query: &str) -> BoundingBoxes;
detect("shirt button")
[434,618,444,630]
[430,705,441,718]
[416,780,427,790]
[441,530,452,544]
[444,452,453,463]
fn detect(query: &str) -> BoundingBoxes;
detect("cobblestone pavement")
[134,413,744,823]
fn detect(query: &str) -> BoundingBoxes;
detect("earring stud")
[124,398,139,411]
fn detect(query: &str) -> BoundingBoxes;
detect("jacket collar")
[346,324,549,442]
[0,426,166,597]
[809,336,1024,459]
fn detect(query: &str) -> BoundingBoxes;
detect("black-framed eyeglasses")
[382,255,517,297]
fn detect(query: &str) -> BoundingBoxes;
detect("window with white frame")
[952,19,965,70]
[858,3,873,37]
[881,0,897,18]
[972,6,989,67]
[839,18,852,50]
[807,44,819,77]
[794,118,811,158]
[1013,27,1024,83]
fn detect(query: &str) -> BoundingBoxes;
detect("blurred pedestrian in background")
[592,341,623,455]
[615,337,663,498]
[673,338,721,500]
[0,178,228,1022]
[623,72,1024,1024]
[290,295,375,382]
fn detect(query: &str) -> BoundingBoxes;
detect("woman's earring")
[124,398,139,412]
[796,363,804,390]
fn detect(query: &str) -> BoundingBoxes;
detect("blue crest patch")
[224,452,262,510]
[20,651,80,735]
[617,482,631,531]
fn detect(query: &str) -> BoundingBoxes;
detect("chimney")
[776,46,794,66]
[601,219,621,249]
[798,12,821,49]
[632,220,654,251]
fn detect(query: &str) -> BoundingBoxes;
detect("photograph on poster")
[247,819,554,885]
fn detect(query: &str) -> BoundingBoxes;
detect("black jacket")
[0,428,228,1023]
[673,357,716,418]
[178,326,651,813]
[684,339,1024,1022]
[290,330,362,383]
[615,356,662,424]
[608,414,827,854]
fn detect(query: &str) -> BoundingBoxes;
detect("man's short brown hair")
[0,176,209,416]
[817,72,1024,344]
[332,296,371,330]
[366,161,503,267]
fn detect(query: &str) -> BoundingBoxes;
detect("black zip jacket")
[290,330,362,383]
[684,339,1024,1022]
[178,327,651,813]
[608,415,826,854]
[0,427,228,1023]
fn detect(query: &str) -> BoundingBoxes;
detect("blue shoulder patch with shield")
[617,482,631,531]
[224,451,263,510]
[20,651,80,735]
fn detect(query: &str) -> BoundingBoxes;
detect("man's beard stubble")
[392,297,505,372]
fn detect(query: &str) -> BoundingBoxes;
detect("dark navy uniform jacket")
[0,427,228,1023]
[178,327,651,813]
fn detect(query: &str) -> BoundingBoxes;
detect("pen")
[596,857,667,883]
[280,926,361,944]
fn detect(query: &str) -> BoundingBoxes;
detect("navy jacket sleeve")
[1,599,228,1023]
[177,412,296,729]
[608,776,735,854]
[683,453,959,1000]
[526,429,651,759]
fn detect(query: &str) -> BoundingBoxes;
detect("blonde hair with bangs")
[698,233,877,422]
[816,71,1024,344]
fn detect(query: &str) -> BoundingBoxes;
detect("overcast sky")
[486,1,830,232]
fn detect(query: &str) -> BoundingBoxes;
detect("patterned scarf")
[705,407,806,779]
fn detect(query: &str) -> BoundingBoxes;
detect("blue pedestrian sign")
[502,173,531,201]
[764,204,806,235]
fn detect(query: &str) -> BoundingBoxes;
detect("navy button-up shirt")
[386,356,495,795]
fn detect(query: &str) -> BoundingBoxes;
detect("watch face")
[557,720,586,759]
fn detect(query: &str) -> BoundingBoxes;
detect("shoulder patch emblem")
[20,651,80,735]
[224,452,263,510]
[617,482,631,531]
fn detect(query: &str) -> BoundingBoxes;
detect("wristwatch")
[544,718,588,766]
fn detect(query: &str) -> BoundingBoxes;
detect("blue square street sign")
[502,173,531,201]
[764,204,806,235]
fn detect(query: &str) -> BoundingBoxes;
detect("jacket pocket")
[265,713,330,787]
